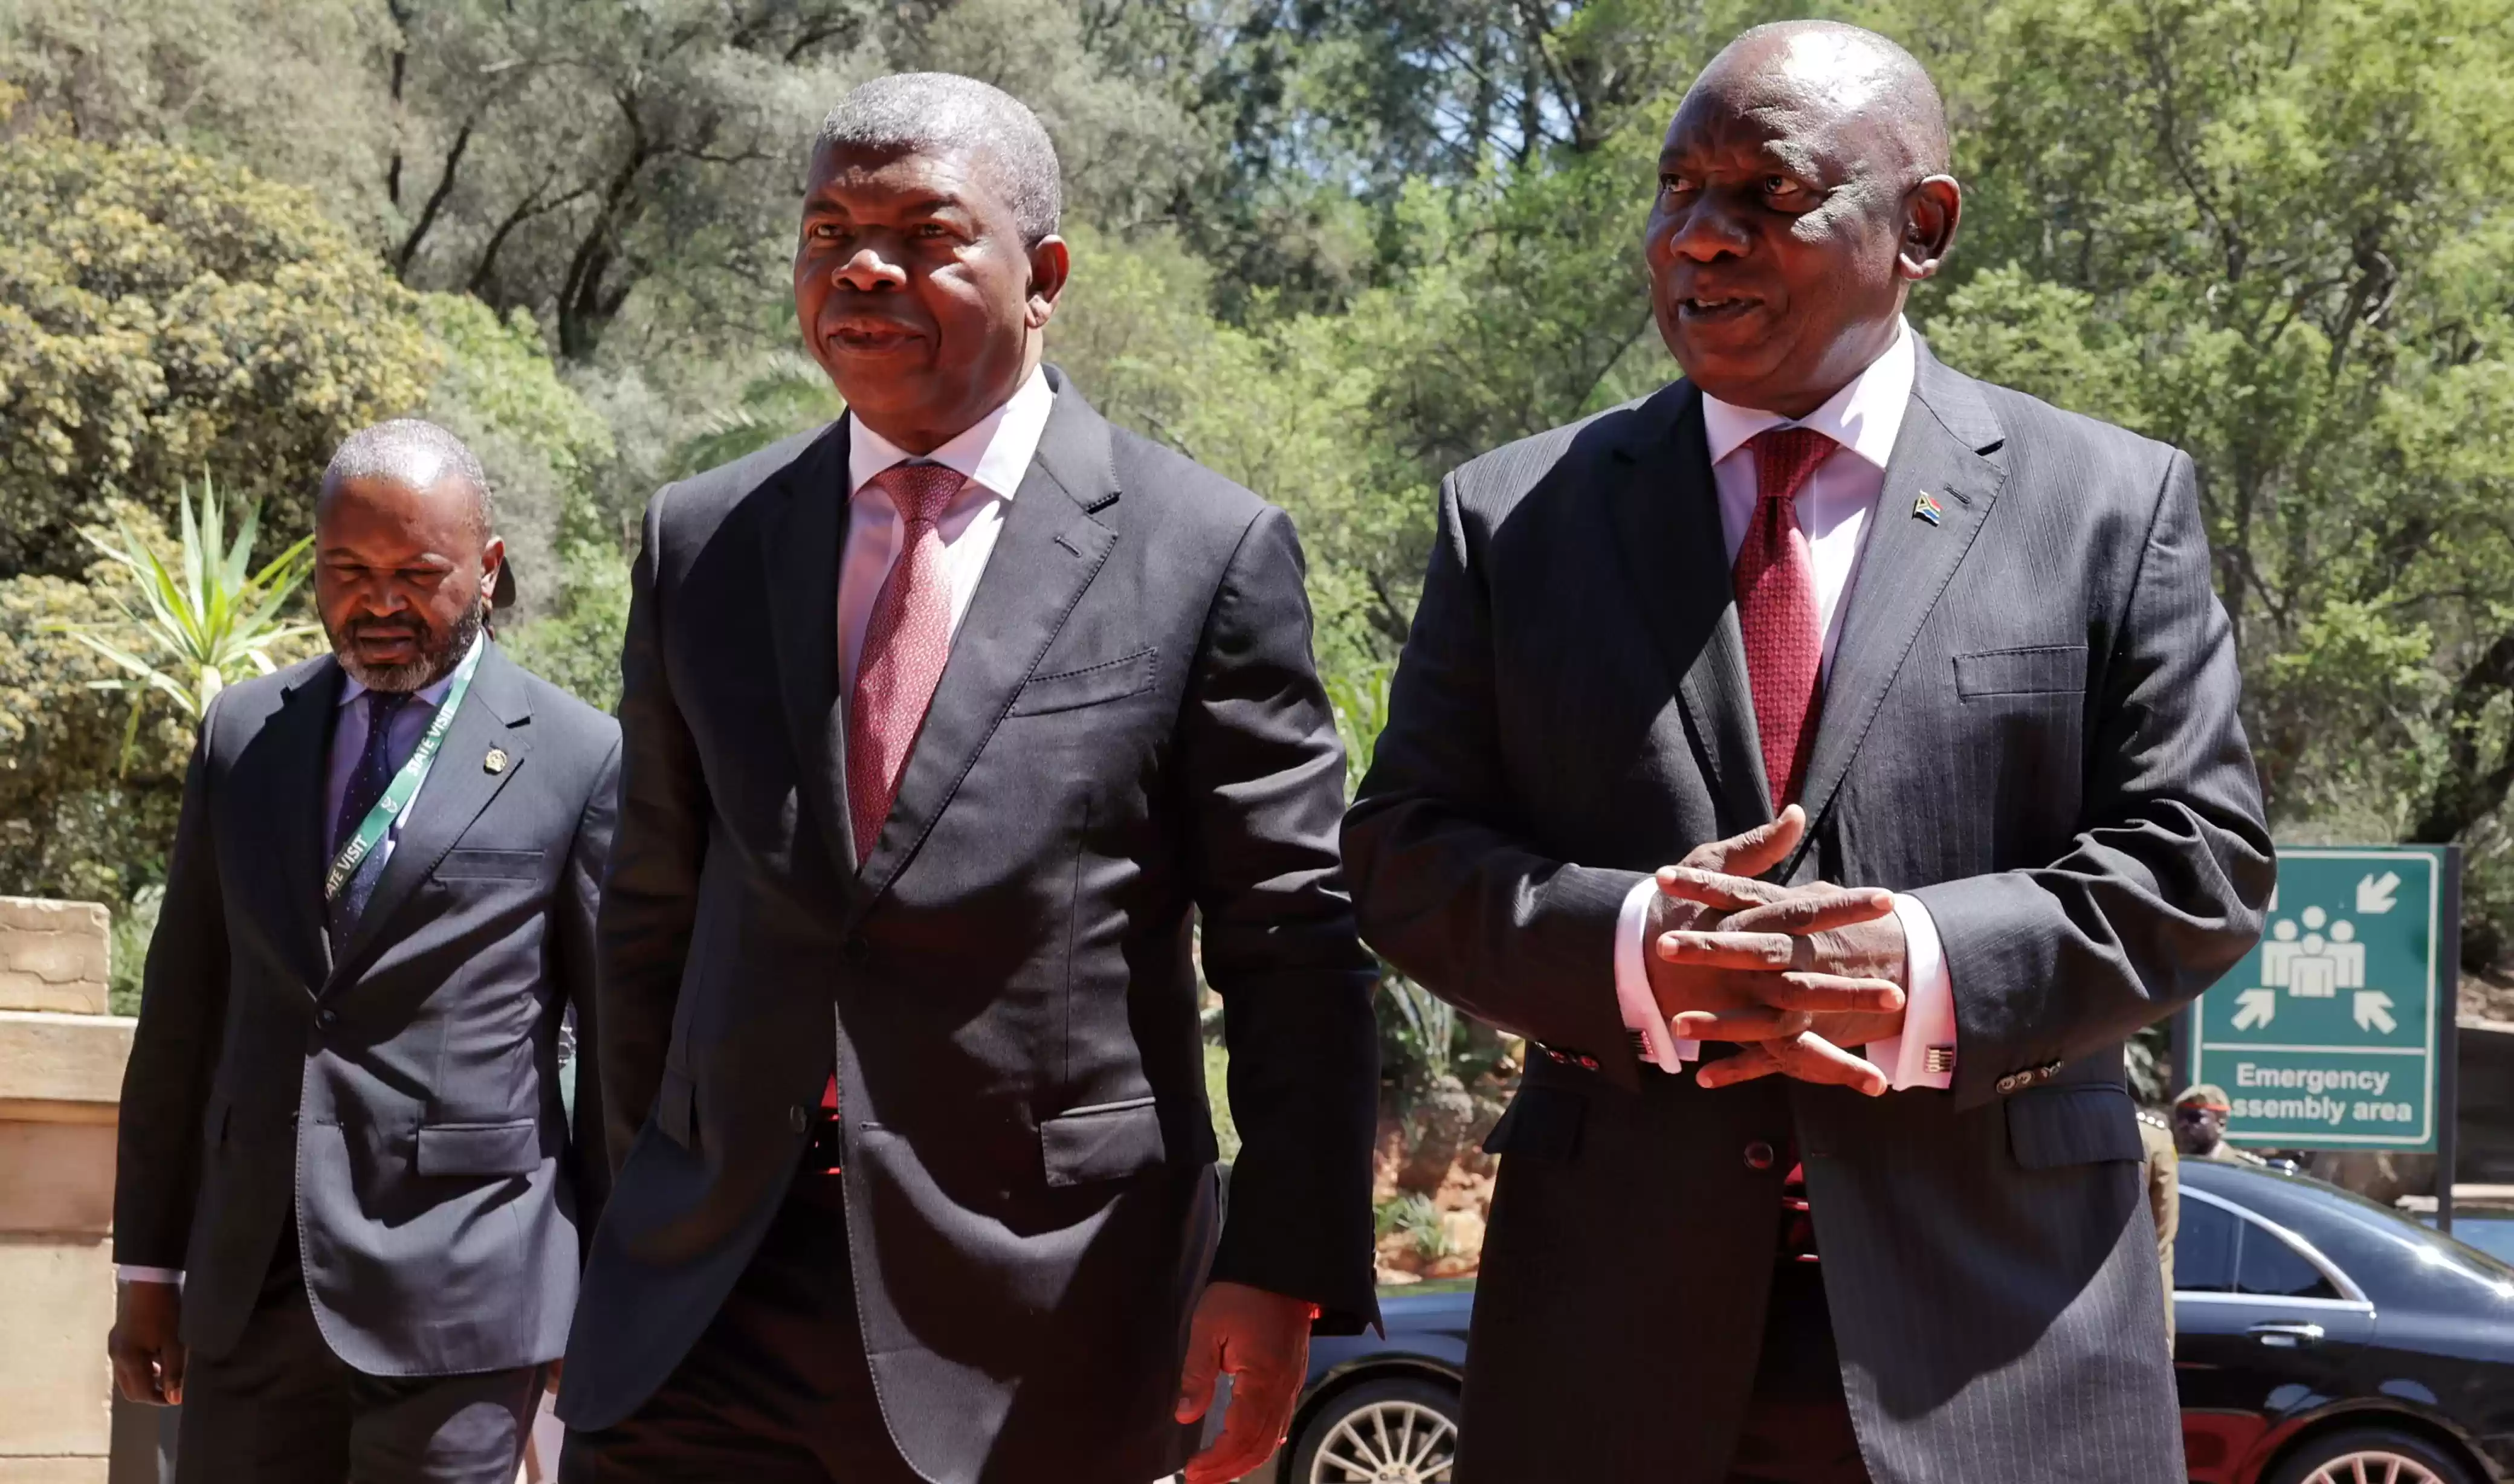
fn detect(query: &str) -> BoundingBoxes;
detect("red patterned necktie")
[1733,427,1837,811]
[845,463,967,866]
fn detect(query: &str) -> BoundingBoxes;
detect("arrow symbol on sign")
[2354,991,2397,1034]
[2356,871,2402,914]
[2232,988,2278,1031]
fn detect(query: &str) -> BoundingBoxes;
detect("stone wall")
[0,897,131,1484]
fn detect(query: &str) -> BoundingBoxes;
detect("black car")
[1252,1161,2514,1484]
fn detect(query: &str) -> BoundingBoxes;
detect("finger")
[1172,1331,1221,1424]
[1669,1007,1815,1042]
[1717,888,1895,937]
[1655,866,1786,912]
[108,1343,158,1406]
[1654,930,1795,970]
[1186,1372,1299,1484]
[1746,973,1905,1016]
[1695,1045,1786,1088]
[160,1341,186,1406]
[1704,1032,1889,1095]
[1681,805,1805,877]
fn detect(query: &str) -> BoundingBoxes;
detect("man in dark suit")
[557,73,1379,1484]
[1343,21,2273,1484]
[109,419,621,1482]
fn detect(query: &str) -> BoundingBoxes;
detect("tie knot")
[364,688,414,726]
[873,462,968,526]
[1746,426,1838,505]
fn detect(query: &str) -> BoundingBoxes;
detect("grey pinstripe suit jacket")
[1342,341,2275,1483]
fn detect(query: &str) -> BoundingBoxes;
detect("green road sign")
[2188,847,2454,1151]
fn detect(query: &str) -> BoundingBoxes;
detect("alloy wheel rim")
[1308,1399,1458,1483]
[2300,1452,2449,1484]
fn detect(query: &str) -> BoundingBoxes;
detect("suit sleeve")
[560,733,621,1241]
[114,692,231,1268]
[1342,473,1648,1093]
[1916,450,2274,1108]
[595,488,708,1173]
[1184,507,1384,1335]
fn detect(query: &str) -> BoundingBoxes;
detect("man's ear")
[1899,176,1962,283]
[1027,234,1071,330]
[482,535,508,616]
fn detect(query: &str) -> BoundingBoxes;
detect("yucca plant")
[57,472,320,768]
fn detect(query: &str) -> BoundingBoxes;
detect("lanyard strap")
[323,641,484,902]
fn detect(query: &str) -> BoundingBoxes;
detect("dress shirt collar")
[1699,316,1915,472]
[337,630,480,712]
[845,364,1054,502]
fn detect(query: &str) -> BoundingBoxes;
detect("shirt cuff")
[1867,893,1956,1090]
[116,1266,183,1286]
[1615,877,1698,1073]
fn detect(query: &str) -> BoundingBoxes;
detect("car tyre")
[2268,1425,2476,1484]
[1287,1375,1460,1484]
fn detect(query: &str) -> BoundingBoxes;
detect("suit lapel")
[1604,383,1774,833]
[855,372,1119,901]
[330,642,532,981]
[758,422,863,887]
[244,659,342,992]
[1791,345,2009,857]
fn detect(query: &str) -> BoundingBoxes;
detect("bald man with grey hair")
[1345,17,2268,1483]
[112,418,622,1484]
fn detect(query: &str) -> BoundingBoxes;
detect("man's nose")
[1666,195,1751,263]
[830,247,908,292]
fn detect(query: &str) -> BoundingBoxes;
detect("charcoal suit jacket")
[558,368,1381,1484]
[1342,341,2274,1483]
[114,641,619,1375]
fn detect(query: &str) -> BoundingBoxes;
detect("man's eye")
[1659,175,1694,195]
[1765,175,1800,196]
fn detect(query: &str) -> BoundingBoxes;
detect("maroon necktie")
[845,463,966,866]
[1733,427,1837,811]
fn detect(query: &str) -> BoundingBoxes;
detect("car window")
[2176,1200,2238,1292]
[2237,1222,2341,1300]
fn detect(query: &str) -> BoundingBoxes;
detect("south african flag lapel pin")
[1912,491,1945,526]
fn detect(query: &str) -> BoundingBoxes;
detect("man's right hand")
[1643,806,1904,1094]
[109,1280,185,1405]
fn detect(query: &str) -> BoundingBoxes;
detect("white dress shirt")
[1611,319,1959,1091]
[839,366,1055,689]
[118,632,483,1287]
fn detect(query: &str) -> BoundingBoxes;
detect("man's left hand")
[1653,877,1908,1088]
[1175,1280,1314,1484]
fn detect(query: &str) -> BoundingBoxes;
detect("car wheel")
[1288,1375,1459,1484]
[2269,1426,2476,1484]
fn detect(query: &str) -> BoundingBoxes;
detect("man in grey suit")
[557,74,1378,1484]
[109,420,620,1483]
[1343,22,2272,1484]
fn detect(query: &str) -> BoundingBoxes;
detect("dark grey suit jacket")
[558,369,1380,1483]
[114,642,620,1375]
[1342,343,2274,1483]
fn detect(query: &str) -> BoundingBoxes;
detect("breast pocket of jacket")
[1954,645,2089,701]
[1006,648,1157,718]
[432,848,546,882]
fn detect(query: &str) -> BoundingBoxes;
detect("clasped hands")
[1647,804,1908,1097]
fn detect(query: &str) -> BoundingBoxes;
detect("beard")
[329,604,483,694]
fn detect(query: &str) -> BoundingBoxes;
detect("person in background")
[108,419,621,1484]
[557,73,1379,1484]
[2139,1106,2179,1347]
[2173,1084,2273,1167]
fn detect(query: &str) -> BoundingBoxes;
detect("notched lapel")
[1604,384,1773,833]
[855,379,1119,901]
[331,646,532,981]
[243,661,342,992]
[758,422,862,883]
[1791,348,2009,853]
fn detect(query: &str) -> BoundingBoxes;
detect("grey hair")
[320,418,496,537]
[814,73,1062,244]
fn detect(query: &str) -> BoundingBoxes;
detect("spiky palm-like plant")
[58,473,320,766]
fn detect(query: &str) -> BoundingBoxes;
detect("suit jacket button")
[1743,1141,1776,1171]
[1996,1074,2019,1093]
[315,1008,338,1029]
[788,1105,809,1134]
[843,935,870,964]
[1577,1054,1599,1071]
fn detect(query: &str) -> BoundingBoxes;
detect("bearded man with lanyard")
[109,419,622,1484]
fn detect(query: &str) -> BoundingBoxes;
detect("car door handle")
[2247,1321,2326,1347]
